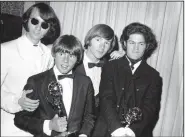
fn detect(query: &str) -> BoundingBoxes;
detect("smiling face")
[54,51,77,74]
[86,36,112,62]
[125,33,147,60]
[26,8,50,44]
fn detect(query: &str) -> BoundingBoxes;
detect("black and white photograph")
[0,1,184,137]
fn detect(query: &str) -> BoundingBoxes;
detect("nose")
[35,23,42,31]
[63,53,69,63]
[99,40,106,50]
[134,43,140,51]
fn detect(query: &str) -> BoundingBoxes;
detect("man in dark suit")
[94,22,162,137]
[74,24,117,117]
[14,35,95,137]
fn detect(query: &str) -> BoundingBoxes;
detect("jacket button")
[117,105,120,108]
[136,88,139,91]
[122,88,124,90]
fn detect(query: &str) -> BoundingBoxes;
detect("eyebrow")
[128,40,145,43]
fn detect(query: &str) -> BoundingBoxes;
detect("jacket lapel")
[67,72,79,122]
[133,60,148,78]
[74,63,86,75]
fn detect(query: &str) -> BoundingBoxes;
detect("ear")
[86,40,90,47]
[51,51,56,58]
[124,41,126,46]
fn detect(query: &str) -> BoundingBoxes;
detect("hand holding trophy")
[121,107,142,127]
[46,81,68,136]
[47,81,77,137]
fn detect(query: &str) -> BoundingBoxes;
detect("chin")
[62,71,70,74]
[96,54,104,59]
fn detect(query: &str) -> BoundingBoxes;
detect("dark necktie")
[88,62,104,68]
[58,74,74,80]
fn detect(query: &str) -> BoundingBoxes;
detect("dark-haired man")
[95,22,162,137]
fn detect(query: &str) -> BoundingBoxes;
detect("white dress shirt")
[1,35,54,136]
[53,65,73,117]
[83,52,102,96]
[126,56,142,74]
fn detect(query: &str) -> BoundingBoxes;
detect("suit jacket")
[93,56,162,137]
[74,58,108,116]
[14,68,95,137]
[1,35,54,136]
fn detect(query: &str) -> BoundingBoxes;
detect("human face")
[26,8,50,44]
[54,51,77,74]
[125,33,146,60]
[86,36,112,62]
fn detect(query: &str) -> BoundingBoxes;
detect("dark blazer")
[93,56,162,137]
[14,68,95,137]
[74,58,108,116]
[74,62,86,75]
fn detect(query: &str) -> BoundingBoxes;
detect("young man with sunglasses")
[1,3,60,136]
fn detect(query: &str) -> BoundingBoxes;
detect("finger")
[22,104,39,110]
[60,116,66,120]
[25,97,39,103]
[54,114,59,118]
[24,99,39,104]
[23,107,32,112]
[110,54,114,58]
[58,119,67,125]
[24,89,33,94]
[60,128,67,133]
[60,127,67,132]
[22,90,33,98]
[26,108,35,112]
[60,118,67,123]
[22,101,39,108]
[22,103,38,111]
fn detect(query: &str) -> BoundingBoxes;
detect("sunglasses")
[30,18,49,29]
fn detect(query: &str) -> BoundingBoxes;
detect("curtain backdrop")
[24,2,184,136]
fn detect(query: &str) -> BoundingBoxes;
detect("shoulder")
[1,38,19,51]
[142,62,161,80]
[145,62,160,75]
[103,57,124,70]
[40,43,52,54]
[28,69,51,82]
[1,38,21,58]
[74,72,92,83]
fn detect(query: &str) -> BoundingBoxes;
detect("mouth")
[61,65,68,69]
[133,51,140,54]
[97,50,104,54]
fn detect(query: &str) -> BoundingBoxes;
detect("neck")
[85,50,100,63]
[126,55,142,64]
[26,33,40,45]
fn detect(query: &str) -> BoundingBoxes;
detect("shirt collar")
[53,65,72,80]
[18,35,45,59]
[126,56,142,70]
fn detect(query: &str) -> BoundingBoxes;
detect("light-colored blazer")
[1,35,54,136]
